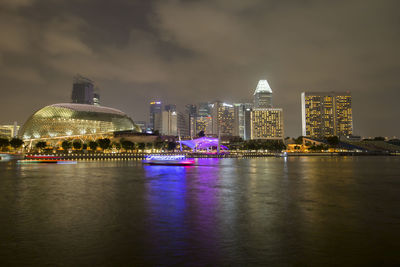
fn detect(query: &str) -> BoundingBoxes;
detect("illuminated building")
[19,103,139,140]
[161,110,178,136]
[211,101,235,136]
[234,103,252,140]
[195,116,213,135]
[185,104,197,137]
[301,92,353,138]
[93,90,100,106]
[0,122,19,138]
[149,101,162,130]
[254,80,273,108]
[177,112,189,136]
[251,108,284,139]
[71,75,95,105]
[197,102,211,117]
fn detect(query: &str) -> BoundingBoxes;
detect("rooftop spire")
[254,80,272,95]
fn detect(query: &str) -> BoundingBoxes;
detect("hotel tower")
[251,80,284,140]
[301,91,353,138]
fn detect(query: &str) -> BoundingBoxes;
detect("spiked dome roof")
[254,80,273,95]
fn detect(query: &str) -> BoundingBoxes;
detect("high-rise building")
[254,80,273,108]
[93,87,100,106]
[197,102,212,117]
[0,122,19,138]
[161,110,177,136]
[251,108,284,140]
[149,101,162,130]
[211,101,235,136]
[71,75,95,105]
[301,92,353,138]
[165,104,177,112]
[185,104,197,137]
[195,116,213,136]
[177,112,189,137]
[234,103,253,140]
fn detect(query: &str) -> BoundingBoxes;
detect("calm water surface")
[1,157,400,266]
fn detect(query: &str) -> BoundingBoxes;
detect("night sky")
[0,0,399,137]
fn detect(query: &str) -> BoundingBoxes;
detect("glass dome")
[19,103,140,139]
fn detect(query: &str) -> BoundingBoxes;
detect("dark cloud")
[0,0,399,137]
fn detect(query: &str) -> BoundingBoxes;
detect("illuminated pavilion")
[179,137,228,151]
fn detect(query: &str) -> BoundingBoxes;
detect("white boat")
[142,155,195,166]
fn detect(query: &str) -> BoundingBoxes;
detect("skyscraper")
[301,91,353,138]
[254,80,273,108]
[161,110,177,136]
[149,101,162,131]
[211,101,235,136]
[251,108,284,139]
[71,75,95,105]
[234,103,253,140]
[250,79,284,139]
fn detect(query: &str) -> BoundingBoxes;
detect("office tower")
[251,108,284,139]
[211,101,235,136]
[197,102,212,117]
[195,116,213,136]
[254,80,273,108]
[165,104,177,112]
[0,122,19,138]
[71,75,94,105]
[149,101,162,130]
[161,110,177,136]
[177,112,189,136]
[234,103,253,140]
[185,104,197,137]
[93,87,100,106]
[301,92,353,138]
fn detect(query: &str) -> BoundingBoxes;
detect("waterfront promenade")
[22,151,398,160]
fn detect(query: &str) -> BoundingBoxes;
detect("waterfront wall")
[23,151,395,160]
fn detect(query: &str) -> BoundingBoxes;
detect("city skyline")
[0,0,399,138]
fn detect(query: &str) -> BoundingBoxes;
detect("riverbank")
[19,151,399,160]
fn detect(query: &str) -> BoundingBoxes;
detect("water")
[1,157,400,266]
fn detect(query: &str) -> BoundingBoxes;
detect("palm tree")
[73,140,82,150]
[88,141,98,152]
[61,140,72,152]
[0,138,9,151]
[9,138,24,151]
[35,141,47,152]
[97,138,111,151]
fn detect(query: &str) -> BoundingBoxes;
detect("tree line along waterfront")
[1,135,400,155]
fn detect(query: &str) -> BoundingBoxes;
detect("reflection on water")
[1,157,400,265]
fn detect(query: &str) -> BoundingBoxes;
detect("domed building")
[19,103,140,140]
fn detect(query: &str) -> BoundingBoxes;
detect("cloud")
[0,0,35,9]
[0,0,399,136]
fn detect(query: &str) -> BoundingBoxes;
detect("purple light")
[180,137,228,150]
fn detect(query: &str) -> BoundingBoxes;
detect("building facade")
[149,101,162,130]
[71,75,95,105]
[160,110,178,136]
[234,103,252,140]
[251,108,284,140]
[211,101,235,136]
[0,122,19,138]
[195,116,213,136]
[254,80,273,108]
[301,92,353,138]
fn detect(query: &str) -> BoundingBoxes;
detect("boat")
[17,155,77,164]
[142,155,195,166]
